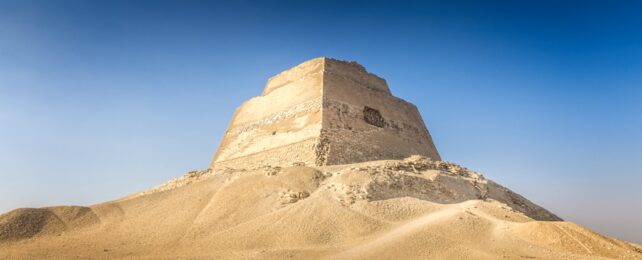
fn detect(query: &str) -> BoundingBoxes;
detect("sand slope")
[1,156,641,259]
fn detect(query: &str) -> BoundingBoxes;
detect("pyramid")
[3,58,642,260]
[210,57,440,169]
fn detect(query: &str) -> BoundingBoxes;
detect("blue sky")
[1,0,641,243]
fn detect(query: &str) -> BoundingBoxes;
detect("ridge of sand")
[1,156,641,259]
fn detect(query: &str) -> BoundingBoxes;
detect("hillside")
[1,156,640,259]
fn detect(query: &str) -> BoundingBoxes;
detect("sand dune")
[1,156,641,259]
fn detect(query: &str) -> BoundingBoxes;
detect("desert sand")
[2,58,640,259]
[1,156,641,259]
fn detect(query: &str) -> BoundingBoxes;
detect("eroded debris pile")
[357,155,484,179]
[138,169,214,196]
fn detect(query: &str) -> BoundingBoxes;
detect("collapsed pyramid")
[211,57,440,169]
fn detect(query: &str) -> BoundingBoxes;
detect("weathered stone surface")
[210,57,440,169]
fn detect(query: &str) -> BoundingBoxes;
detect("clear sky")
[1,0,641,243]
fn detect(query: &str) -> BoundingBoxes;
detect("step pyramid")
[211,57,440,169]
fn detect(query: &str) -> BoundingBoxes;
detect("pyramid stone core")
[210,57,440,169]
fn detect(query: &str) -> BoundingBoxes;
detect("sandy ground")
[1,156,641,259]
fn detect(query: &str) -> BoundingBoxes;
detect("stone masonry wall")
[211,57,440,169]
[320,58,441,165]
[210,58,325,169]
[212,138,320,169]
[320,99,440,165]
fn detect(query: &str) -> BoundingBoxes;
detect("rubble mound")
[325,156,560,221]
[0,206,98,242]
[0,157,640,259]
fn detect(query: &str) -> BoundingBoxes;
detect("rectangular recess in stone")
[363,106,385,128]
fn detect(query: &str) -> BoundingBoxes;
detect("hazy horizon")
[1,0,641,243]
